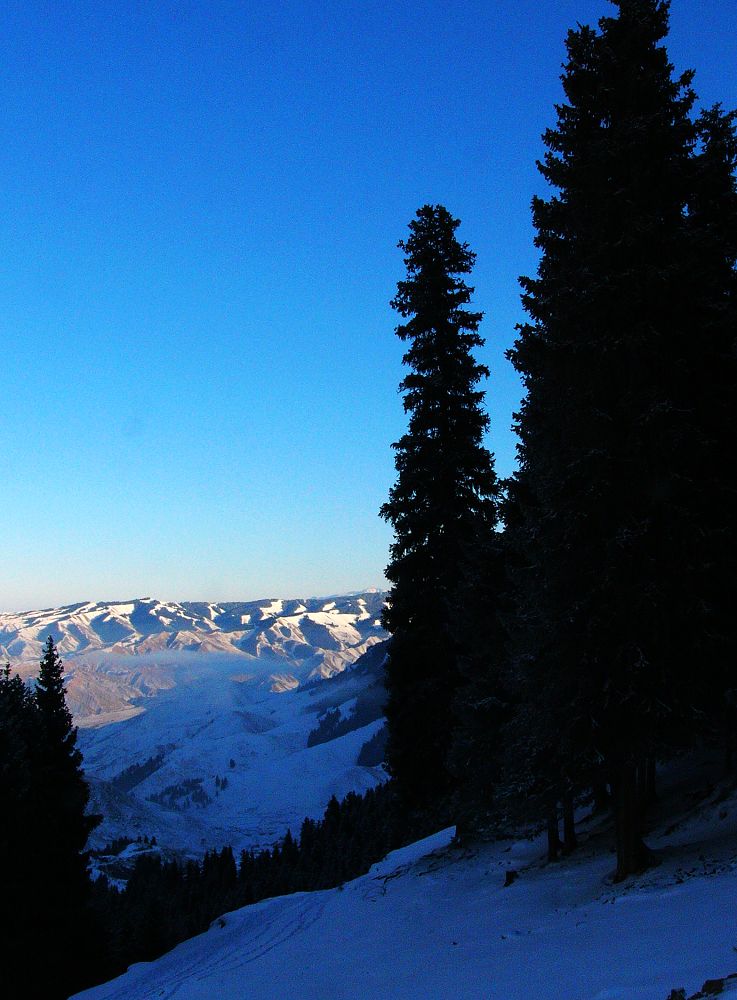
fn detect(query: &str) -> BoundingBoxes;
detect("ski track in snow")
[74,797,737,1000]
[108,895,329,1000]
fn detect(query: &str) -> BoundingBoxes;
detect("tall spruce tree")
[686,105,737,755]
[507,0,702,878]
[448,527,510,840]
[380,204,500,815]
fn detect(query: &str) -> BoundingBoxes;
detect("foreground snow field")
[75,773,737,1000]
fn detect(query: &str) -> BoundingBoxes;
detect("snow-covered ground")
[74,766,737,1000]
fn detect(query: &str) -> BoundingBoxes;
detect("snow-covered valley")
[73,760,737,1000]
[81,644,388,856]
[1,593,389,856]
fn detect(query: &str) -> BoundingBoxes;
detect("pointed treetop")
[35,634,76,747]
[607,0,670,24]
[393,204,477,303]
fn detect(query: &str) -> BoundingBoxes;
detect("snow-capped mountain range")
[0,592,386,721]
[0,592,389,858]
[0,592,386,671]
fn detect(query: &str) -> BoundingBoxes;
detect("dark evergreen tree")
[34,636,101,873]
[449,527,510,841]
[0,665,40,994]
[1,644,103,996]
[380,204,501,815]
[507,0,702,879]
[32,637,102,995]
[686,105,737,758]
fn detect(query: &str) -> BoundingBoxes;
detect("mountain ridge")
[0,592,388,724]
[0,591,386,663]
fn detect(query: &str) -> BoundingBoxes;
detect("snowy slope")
[80,649,388,855]
[73,785,737,1000]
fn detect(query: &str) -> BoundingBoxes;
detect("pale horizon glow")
[2,0,734,613]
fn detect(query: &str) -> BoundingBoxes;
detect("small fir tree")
[35,635,101,867]
[0,665,40,991]
[33,636,102,995]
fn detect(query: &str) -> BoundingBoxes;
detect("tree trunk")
[613,762,651,881]
[593,780,610,813]
[547,805,561,862]
[591,778,612,813]
[635,756,656,809]
[645,757,656,804]
[562,793,577,854]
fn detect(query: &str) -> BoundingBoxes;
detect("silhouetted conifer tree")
[33,636,102,994]
[0,665,40,995]
[449,529,510,840]
[686,105,737,758]
[507,0,701,879]
[381,204,501,816]
[1,642,102,997]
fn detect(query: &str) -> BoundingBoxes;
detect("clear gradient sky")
[1,1,735,612]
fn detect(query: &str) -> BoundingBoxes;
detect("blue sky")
[1,1,735,612]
